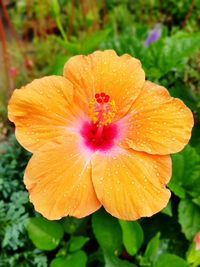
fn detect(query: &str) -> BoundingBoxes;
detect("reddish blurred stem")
[0,0,28,61]
[182,0,195,29]
[91,0,99,31]
[67,0,75,40]
[80,0,87,33]
[0,16,12,96]
[102,0,108,26]
[148,0,153,24]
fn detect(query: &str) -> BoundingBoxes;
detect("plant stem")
[0,0,27,62]
[0,16,12,97]
[182,0,195,29]
[56,17,67,42]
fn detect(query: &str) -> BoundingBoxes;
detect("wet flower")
[144,25,161,46]
[8,50,193,220]
[194,232,200,250]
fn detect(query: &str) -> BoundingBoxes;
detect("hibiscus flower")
[8,50,193,220]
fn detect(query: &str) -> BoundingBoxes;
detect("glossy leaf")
[161,201,173,217]
[26,217,64,251]
[169,145,200,200]
[154,253,189,267]
[92,209,122,255]
[144,232,160,261]
[60,217,87,234]
[105,253,137,267]
[69,236,89,253]
[186,243,200,267]
[50,251,87,267]
[119,220,144,256]
[178,199,200,240]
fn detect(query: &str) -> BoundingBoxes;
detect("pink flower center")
[81,122,118,152]
[80,92,118,152]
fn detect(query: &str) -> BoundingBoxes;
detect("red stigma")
[104,95,110,103]
[89,92,116,126]
[97,98,102,103]
[95,92,111,104]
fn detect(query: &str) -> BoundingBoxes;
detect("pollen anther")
[89,92,116,126]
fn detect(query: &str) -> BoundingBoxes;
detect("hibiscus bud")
[25,59,34,70]
[10,67,18,78]
[194,232,200,250]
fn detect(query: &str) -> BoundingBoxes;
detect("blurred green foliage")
[0,136,47,266]
[0,0,200,266]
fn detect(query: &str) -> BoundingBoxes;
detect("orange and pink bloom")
[8,50,193,220]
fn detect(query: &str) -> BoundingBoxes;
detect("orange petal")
[24,134,101,220]
[91,148,171,220]
[8,76,81,153]
[122,81,194,155]
[63,50,145,119]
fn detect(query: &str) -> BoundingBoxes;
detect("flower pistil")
[89,92,117,127]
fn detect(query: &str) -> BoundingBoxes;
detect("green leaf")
[69,236,89,253]
[140,232,161,266]
[186,243,200,267]
[191,126,200,155]
[169,80,198,111]
[168,145,200,200]
[146,32,200,79]
[92,209,122,255]
[60,217,87,234]
[104,253,137,267]
[50,250,87,267]
[168,153,186,198]
[50,55,69,75]
[161,201,173,217]
[50,0,60,18]
[154,253,189,267]
[119,220,144,256]
[178,199,200,240]
[81,27,111,54]
[144,232,160,261]
[58,38,81,54]
[85,10,95,27]
[193,196,200,207]
[26,217,64,251]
